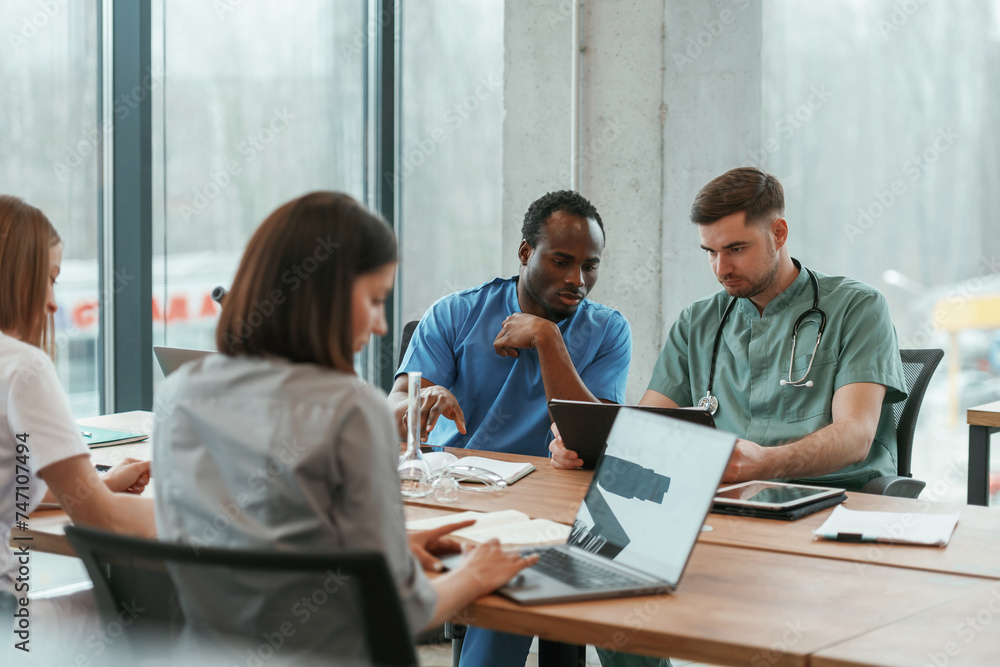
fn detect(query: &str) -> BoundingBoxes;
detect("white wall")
[502,0,762,402]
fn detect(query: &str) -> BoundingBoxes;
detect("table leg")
[967,425,993,506]
[538,639,586,667]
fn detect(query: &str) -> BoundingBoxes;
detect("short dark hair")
[216,191,397,373]
[521,190,604,247]
[691,167,784,226]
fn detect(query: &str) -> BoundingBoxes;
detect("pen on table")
[828,532,878,543]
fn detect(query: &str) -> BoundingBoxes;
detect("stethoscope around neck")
[697,261,827,416]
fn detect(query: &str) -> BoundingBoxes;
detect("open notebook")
[406,509,570,548]
[423,452,535,485]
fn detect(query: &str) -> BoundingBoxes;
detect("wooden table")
[811,583,1000,667]
[460,542,993,666]
[699,493,1000,580]
[21,415,1000,666]
[11,411,153,556]
[408,448,591,524]
[967,400,999,506]
[410,455,1000,582]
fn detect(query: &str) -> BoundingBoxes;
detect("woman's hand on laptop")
[456,539,538,592]
[548,423,583,469]
[408,520,477,572]
[100,458,152,495]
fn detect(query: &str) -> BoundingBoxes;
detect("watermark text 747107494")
[11,431,33,653]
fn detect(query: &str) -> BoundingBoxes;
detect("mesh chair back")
[398,320,419,368]
[893,348,944,477]
[65,525,418,667]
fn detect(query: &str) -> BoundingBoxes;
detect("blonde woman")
[0,196,154,660]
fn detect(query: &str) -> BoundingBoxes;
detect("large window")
[762,1,1000,504]
[398,0,504,326]
[151,0,366,384]
[0,1,101,417]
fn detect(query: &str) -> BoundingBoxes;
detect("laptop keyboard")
[529,548,648,590]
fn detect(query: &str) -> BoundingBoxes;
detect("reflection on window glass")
[0,1,100,417]
[151,0,365,385]
[762,1,1000,505]
[399,0,504,326]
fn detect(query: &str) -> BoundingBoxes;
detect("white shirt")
[153,353,437,658]
[0,333,89,591]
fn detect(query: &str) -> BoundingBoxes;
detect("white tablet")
[714,481,844,510]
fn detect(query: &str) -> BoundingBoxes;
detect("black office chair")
[398,319,419,368]
[65,525,419,667]
[861,348,944,498]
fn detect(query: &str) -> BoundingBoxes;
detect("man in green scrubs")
[554,167,906,492]
[552,167,908,667]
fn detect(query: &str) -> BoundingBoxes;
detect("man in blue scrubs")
[391,190,632,667]
[552,167,907,667]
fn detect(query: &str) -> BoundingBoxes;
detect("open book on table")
[423,452,535,485]
[406,510,570,548]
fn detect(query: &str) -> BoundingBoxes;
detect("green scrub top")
[648,265,907,491]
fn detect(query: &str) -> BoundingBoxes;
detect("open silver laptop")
[153,346,211,376]
[499,408,736,605]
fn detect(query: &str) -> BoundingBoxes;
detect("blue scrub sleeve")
[578,312,633,403]
[396,297,462,389]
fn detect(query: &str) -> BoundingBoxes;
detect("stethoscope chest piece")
[701,261,826,414]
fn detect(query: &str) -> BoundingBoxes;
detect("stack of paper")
[814,506,961,547]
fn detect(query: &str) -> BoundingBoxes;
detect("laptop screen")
[567,408,736,585]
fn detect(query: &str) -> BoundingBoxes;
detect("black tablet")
[714,481,844,510]
[548,399,716,469]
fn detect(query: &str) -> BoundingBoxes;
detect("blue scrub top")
[397,277,632,456]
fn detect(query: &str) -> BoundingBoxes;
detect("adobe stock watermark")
[189,436,310,553]
[542,0,574,28]
[7,0,68,56]
[338,5,394,61]
[556,117,627,185]
[843,126,959,244]
[925,586,1000,667]
[384,74,501,187]
[179,107,295,221]
[671,0,753,72]
[748,619,808,667]
[213,0,247,20]
[877,0,930,41]
[746,85,833,168]
[218,234,335,354]
[901,252,1000,350]
[52,67,166,182]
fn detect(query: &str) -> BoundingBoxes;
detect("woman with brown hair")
[152,191,535,658]
[0,196,154,658]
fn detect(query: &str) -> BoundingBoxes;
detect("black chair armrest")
[860,475,926,499]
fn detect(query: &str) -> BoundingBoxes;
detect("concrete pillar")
[579,0,666,403]
[501,0,763,401]
[501,1,574,271]
[661,0,763,350]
